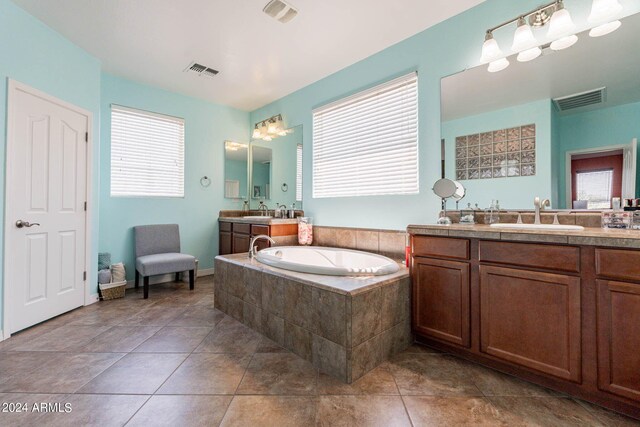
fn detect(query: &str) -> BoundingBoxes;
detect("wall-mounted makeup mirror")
[223,141,249,199]
[441,12,640,210]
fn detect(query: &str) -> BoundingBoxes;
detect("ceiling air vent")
[184,62,219,78]
[553,87,606,112]
[263,0,298,23]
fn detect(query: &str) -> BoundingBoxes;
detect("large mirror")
[223,141,249,199]
[250,124,303,209]
[441,12,640,210]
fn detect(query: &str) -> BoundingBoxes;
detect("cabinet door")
[219,231,232,255]
[233,234,251,254]
[597,279,640,401]
[479,266,581,382]
[412,257,470,347]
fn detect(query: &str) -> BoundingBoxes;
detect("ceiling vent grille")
[263,0,298,23]
[553,87,606,111]
[184,62,219,78]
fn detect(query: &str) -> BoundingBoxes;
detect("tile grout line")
[388,360,415,427]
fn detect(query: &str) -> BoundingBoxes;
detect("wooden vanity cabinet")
[411,236,640,419]
[218,220,297,255]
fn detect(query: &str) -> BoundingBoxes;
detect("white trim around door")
[3,79,94,338]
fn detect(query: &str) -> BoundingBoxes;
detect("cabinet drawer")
[596,248,640,282]
[479,241,580,273]
[412,236,469,260]
[219,221,232,232]
[251,224,270,236]
[233,223,251,235]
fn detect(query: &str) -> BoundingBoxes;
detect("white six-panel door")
[5,81,88,334]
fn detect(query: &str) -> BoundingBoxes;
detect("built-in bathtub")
[255,246,400,276]
[214,250,411,383]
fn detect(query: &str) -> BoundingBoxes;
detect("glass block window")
[455,124,535,180]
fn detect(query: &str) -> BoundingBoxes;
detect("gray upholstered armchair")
[134,224,196,299]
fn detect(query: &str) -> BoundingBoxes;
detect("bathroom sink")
[242,216,273,219]
[490,223,584,231]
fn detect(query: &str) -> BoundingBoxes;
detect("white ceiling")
[442,12,640,121]
[13,0,484,111]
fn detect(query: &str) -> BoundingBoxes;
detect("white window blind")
[576,169,613,209]
[111,105,185,197]
[312,72,418,198]
[296,144,303,201]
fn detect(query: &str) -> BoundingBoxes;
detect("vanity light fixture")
[252,114,291,141]
[480,0,624,72]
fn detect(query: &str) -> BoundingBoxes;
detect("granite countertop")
[407,223,640,248]
[217,253,409,296]
[219,216,300,225]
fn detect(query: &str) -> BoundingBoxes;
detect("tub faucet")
[249,234,275,258]
[534,197,550,224]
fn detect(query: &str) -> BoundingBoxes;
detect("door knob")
[15,220,40,228]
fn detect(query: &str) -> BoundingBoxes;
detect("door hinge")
[84,201,87,211]
[85,132,88,142]
[83,271,87,281]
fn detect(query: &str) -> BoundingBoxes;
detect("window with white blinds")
[296,144,303,201]
[111,105,185,197]
[312,72,418,198]
[576,169,614,209]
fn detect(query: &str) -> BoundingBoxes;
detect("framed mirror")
[441,12,640,210]
[223,141,249,199]
[249,124,303,209]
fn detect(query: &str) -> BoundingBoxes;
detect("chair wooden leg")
[143,276,150,299]
[135,271,139,289]
[189,269,195,290]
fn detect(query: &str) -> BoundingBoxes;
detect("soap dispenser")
[274,202,281,219]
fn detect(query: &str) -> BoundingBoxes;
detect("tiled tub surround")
[214,254,411,383]
[313,226,408,261]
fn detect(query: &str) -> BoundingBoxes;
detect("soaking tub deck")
[214,253,411,383]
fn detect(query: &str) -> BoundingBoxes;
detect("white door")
[5,81,88,334]
[622,138,638,200]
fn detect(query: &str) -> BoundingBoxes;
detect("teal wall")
[99,73,249,280]
[556,101,640,208]
[0,0,102,333]
[249,0,640,229]
[442,99,553,209]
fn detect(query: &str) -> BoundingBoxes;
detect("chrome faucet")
[534,196,550,224]
[249,235,275,258]
[258,201,269,216]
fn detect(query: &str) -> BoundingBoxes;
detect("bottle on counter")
[289,202,296,219]
[274,202,281,218]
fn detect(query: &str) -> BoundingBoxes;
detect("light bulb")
[550,34,578,50]
[589,20,621,37]
[512,17,538,52]
[262,135,272,141]
[517,46,542,62]
[547,2,576,39]
[259,122,268,136]
[588,0,622,23]
[488,57,510,73]
[267,120,278,134]
[481,32,503,63]
[252,127,261,139]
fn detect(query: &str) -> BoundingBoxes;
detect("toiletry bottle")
[494,200,501,223]
[242,200,249,214]
[289,202,296,219]
[405,234,411,267]
[274,202,281,218]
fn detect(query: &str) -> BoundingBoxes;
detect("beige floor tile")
[489,396,606,426]
[119,306,188,326]
[318,363,399,395]
[0,393,74,427]
[220,396,318,427]
[465,362,563,397]
[127,395,232,427]
[0,324,62,352]
[317,395,411,427]
[11,325,112,352]
[195,316,265,354]
[157,353,251,395]
[77,353,187,394]
[79,326,161,353]
[236,353,318,395]
[169,306,226,327]
[132,326,212,353]
[574,399,640,427]
[403,396,507,426]
[389,353,482,396]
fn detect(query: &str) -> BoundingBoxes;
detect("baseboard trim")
[0,329,4,342]
[124,267,215,289]
[86,294,100,306]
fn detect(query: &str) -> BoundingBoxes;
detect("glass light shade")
[588,0,622,23]
[517,46,542,62]
[259,122,268,135]
[262,135,272,141]
[589,20,621,37]
[547,8,576,39]
[512,20,538,52]
[550,34,578,50]
[267,120,278,134]
[252,128,261,139]
[481,34,503,62]
[488,57,510,73]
